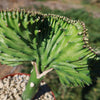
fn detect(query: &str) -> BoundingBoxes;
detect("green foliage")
[83,79,100,100]
[30,6,100,100]
[0,9,95,87]
[0,10,37,66]
[82,57,100,100]
[35,6,100,47]
[82,0,91,4]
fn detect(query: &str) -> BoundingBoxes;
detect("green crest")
[0,9,96,87]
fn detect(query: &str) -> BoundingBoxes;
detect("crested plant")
[0,9,97,100]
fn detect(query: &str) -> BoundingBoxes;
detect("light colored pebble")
[13,88,17,94]
[10,83,15,87]
[8,92,12,97]
[3,95,7,100]
[3,78,7,83]
[4,83,9,88]
[40,81,46,86]
[9,95,13,100]
[7,76,11,79]
[22,75,26,78]
[0,94,5,99]
[0,91,3,95]
[0,74,54,100]
[14,94,22,100]
[21,82,26,88]
[22,87,25,91]
[26,76,29,80]
[0,81,3,89]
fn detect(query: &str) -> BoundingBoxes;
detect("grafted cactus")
[0,9,96,100]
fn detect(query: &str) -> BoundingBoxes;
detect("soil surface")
[0,64,23,79]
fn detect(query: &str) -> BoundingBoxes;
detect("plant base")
[0,73,56,100]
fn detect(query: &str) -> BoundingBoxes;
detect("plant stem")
[31,61,54,79]
[22,67,43,100]
[22,62,53,100]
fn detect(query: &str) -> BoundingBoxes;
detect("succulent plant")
[0,9,96,100]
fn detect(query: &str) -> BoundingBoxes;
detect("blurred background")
[0,0,100,100]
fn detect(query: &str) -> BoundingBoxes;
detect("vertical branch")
[31,61,40,77]
[31,61,54,79]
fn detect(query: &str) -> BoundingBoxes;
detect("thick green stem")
[22,68,43,100]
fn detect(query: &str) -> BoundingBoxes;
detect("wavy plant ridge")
[37,13,96,87]
[0,9,97,96]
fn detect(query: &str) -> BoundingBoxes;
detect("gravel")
[0,74,55,100]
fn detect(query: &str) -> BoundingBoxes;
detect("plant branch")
[31,61,54,79]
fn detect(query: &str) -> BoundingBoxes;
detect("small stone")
[7,76,11,79]
[9,96,13,99]
[19,76,23,81]
[3,78,7,83]
[4,82,9,88]
[1,94,5,99]
[3,95,7,100]
[22,87,25,91]
[21,82,26,88]
[40,81,46,86]
[0,91,3,95]
[0,74,54,100]
[13,88,17,94]
[0,81,3,89]
[10,83,15,87]
[26,76,29,81]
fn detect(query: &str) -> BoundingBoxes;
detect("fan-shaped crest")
[0,9,96,86]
